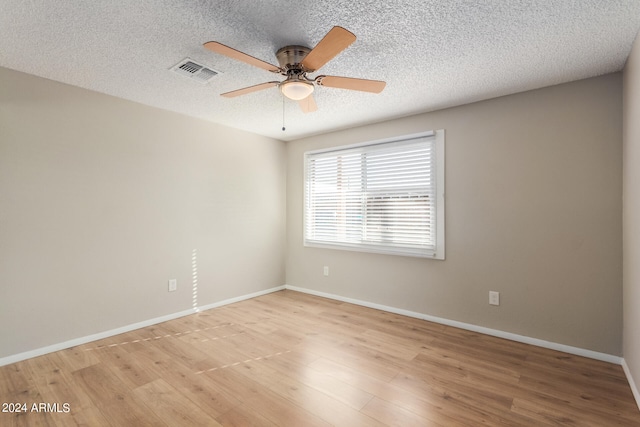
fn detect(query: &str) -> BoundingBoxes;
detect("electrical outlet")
[489,291,500,306]
[323,266,329,276]
[168,279,177,292]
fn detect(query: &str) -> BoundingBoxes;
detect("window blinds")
[304,133,441,258]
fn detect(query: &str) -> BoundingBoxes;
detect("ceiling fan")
[203,26,386,113]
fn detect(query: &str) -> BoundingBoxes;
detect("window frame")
[303,130,445,259]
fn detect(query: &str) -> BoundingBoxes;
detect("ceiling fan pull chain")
[282,94,286,131]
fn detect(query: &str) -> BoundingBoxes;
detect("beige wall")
[287,74,623,355]
[624,31,640,391]
[0,65,625,361]
[0,67,286,359]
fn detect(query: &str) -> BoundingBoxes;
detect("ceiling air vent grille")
[171,58,220,84]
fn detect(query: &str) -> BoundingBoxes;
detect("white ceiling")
[2,1,639,141]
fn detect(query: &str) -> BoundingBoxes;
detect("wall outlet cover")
[489,291,500,306]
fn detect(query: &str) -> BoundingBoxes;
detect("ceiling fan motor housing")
[276,45,311,72]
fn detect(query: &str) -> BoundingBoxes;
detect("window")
[304,130,445,259]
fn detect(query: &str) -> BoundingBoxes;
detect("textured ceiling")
[1,1,639,141]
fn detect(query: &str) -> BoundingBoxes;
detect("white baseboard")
[284,285,623,365]
[622,359,640,411]
[0,285,286,367]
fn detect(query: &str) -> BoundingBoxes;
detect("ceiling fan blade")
[221,81,280,98]
[316,76,386,93]
[203,41,280,73]
[300,26,356,72]
[298,94,318,113]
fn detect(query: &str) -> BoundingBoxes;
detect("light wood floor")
[1,290,639,426]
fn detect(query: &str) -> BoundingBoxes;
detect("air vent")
[171,58,221,84]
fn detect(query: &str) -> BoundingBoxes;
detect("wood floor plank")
[361,396,443,427]
[133,378,222,426]
[1,289,639,426]
[309,356,510,426]
[241,347,375,411]
[319,302,446,339]
[89,345,156,390]
[24,354,95,426]
[409,346,522,389]
[428,327,529,369]
[515,374,640,421]
[71,364,128,404]
[204,367,332,427]
[0,361,58,427]
[215,405,280,427]
[94,393,167,427]
[278,354,375,410]
[131,342,241,419]
[53,345,100,372]
[390,370,539,426]
[0,361,40,402]
[511,396,618,427]
[231,359,386,427]
[59,405,111,427]
[302,340,402,382]
[0,411,57,427]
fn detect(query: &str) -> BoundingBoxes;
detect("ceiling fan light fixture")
[280,80,314,100]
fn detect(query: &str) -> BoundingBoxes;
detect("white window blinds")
[304,131,445,258]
